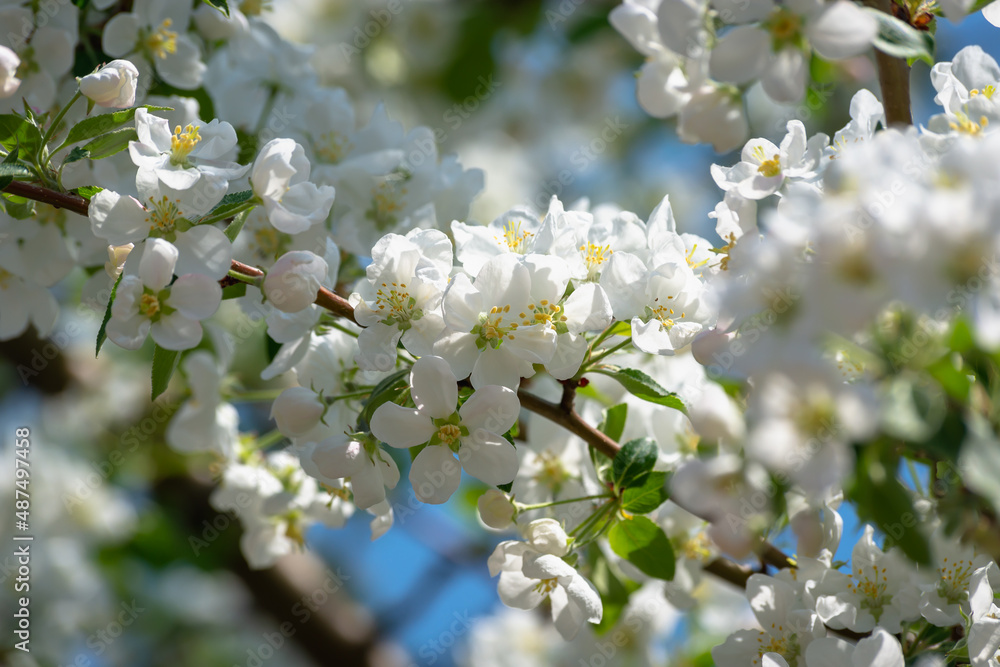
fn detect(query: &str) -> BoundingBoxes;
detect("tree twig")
[865,0,913,126]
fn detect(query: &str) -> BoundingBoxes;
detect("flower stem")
[585,338,633,367]
[198,200,257,227]
[39,90,82,163]
[516,494,614,512]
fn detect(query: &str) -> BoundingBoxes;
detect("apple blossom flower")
[350,229,451,371]
[251,138,336,234]
[488,519,602,639]
[79,59,140,108]
[129,108,248,216]
[304,433,401,511]
[711,121,828,200]
[370,355,520,504]
[434,253,559,389]
[165,351,239,459]
[105,238,221,350]
[102,0,206,90]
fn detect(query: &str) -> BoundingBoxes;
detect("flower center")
[580,242,612,278]
[496,221,533,253]
[534,451,569,490]
[146,195,184,234]
[314,131,351,163]
[938,556,975,603]
[253,225,286,258]
[646,295,685,331]
[437,424,462,446]
[849,564,891,616]
[241,0,272,15]
[685,244,710,271]
[518,300,569,334]
[680,531,713,562]
[375,281,423,330]
[139,293,161,317]
[753,147,782,178]
[471,305,518,350]
[754,630,800,665]
[533,578,559,596]
[765,8,804,49]
[170,124,202,165]
[367,179,408,231]
[949,112,989,136]
[794,396,836,437]
[971,84,996,99]
[146,19,178,60]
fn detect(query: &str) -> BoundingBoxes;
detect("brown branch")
[2,181,358,324]
[4,180,89,216]
[515,389,620,459]
[866,0,913,126]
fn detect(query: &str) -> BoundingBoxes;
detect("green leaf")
[221,282,247,300]
[598,402,627,443]
[202,0,230,16]
[0,114,42,156]
[1,194,35,219]
[866,8,934,64]
[72,185,104,200]
[61,105,171,147]
[63,146,90,165]
[592,366,686,413]
[96,272,124,357]
[622,472,669,514]
[608,515,675,580]
[850,445,931,566]
[927,355,971,402]
[359,368,410,429]
[605,320,631,337]
[82,128,137,160]
[0,162,33,179]
[151,344,180,401]
[612,437,657,492]
[223,208,251,242]
[205,190,256,223]
[589,552,637,635]
[0,148,29,190]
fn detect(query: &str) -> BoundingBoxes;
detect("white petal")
[151,312,203,350]
[804,637,854,667]
[173,226,232,280]
[808,1,878,60]
[852,628,904,667]
[459,384,520,433]
[761,48,808,104]
[410,355,459,419]
[709,25,770,85]
[167,273,222,320]
[458,430,518,485]
[561,282,613,333]
[370,403,435,448]
[139,238,178,289]
[409,444,462,504]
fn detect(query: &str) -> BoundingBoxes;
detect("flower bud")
[525,518,569,556]
[104,243,134,279]
[80,60,140,108]
[0,45,21,99]
[271,386,325,437]
[263,251,328,313]
[477,489,515,530]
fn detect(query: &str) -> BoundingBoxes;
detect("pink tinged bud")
[263,251,328,313]
[271,386,325,437]
[477,489,515,530]
[79,59,140,108]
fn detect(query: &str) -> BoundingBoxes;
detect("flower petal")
[458,430,518,485]
[409,444,462,504]
[410,355,459,419]
[370,402,435,448]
